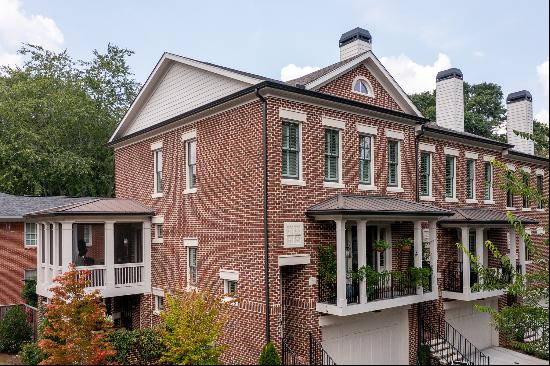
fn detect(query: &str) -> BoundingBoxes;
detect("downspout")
[415,125,425,202]
[255,87,270,344]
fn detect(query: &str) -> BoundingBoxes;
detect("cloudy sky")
[1,0,548,123]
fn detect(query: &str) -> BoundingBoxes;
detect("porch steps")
[427,338,467,365]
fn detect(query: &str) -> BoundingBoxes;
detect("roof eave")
[423,126,512,151]
[305,209,452,217]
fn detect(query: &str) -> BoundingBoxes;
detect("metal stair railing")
[309,332,337,365]
[281,338,300,365]
[420,315,490,365]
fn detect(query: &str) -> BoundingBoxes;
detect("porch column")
[143,220,152,289]
[37,223,43,284]
[428,220,438,293]
[461,227,471,294]
[518,231,525,276]
[52,223,59,268]
[104,221,115,288]
[508,228,517,270]
[357,220,367,304]
[44,223,51,282]
[475,227,484,285]
[413,221,423,294]
[335,218,347,308]
[61,222,73,273]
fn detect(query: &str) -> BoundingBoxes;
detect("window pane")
[522,174,530,208]
[155,150,163,192]
[359,135,371,184]
[282,122,299,179]
[466,160,475,199]
[25,223,37,246]
[188,140,197,189]
[420,153,430,196]
[157,224,163,239]
[537,175,543,208]
[484,163,492,200]
[325,129,339,182]
[387,141,398,186]
[445,156,455,198]
[188,247,198,286]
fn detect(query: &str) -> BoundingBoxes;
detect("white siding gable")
[123,62,251,136]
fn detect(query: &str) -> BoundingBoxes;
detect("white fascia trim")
[444,147,460,156]
[465,151,479,160]
[535,168,544,176]
[386,129,404,140]
[506,163,516,171]
[356,124,378,135]
[278,254,311,267]
[151,192,163,199]
[181,130,197,142]
[152,215,164,224]
[420,196,435,202]
[322,116,346,130]
[219,269,239,281]
[324,182,345,189]
[419,143,435,152]
[183,238,198,247]
[281,179,306,186]
[358,184,377,191]
[483,155,496,162]
[150,141,163,151]
[279,108,307,122]
[387,187,405,193]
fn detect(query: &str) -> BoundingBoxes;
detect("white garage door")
[445,299,499,350]
[321,307,409,365]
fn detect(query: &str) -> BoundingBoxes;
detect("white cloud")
[535,109,548,125]
[537,58,549,97]
[280,64,320,82]
[0,0,64,67]
[379,53,452,94]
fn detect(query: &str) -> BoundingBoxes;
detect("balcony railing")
[444,261,516,294]
[114,263,144,286]
[76,265,106,287]
[318,277,359,305]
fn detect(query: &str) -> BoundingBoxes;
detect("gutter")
[255,88,271,344]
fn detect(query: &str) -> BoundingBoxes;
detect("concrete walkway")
[481,347,548,365]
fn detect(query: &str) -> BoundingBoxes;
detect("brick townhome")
[24,28,548,364]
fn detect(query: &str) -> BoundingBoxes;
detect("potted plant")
[408,267,432,288]
[396,237,413,252]
[373,239,390,253]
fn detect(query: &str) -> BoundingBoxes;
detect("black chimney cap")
[339,27,372,47]
[506,90,532,103]
[436,68,463,82]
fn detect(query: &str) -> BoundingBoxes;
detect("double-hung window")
[536,175,544,209]
[445,155,456,198]
[187,139,197,189]
[282,121,300,179]
[522,173,530,208]
[154,295,165,313]
[387,140,399,187]
[419,152,431,197]
[154,149,163,194]
[484,162,493,200]
[359,134,372,185]
[224,280,238,295]
[24,223,37,247]
[324,129,340,182]
[506,171,514,208]
[188,247,198,287]
[466,159,475,200]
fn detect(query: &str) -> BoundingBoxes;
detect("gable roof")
[287,51,423,117]
[439,208,538,225]
[0,193,94,220]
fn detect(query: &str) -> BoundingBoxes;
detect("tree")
[38,264,115,365]
[22,278,38,307]
[457,160,549,359]
[0,44,139,197]
[258,342,281,365]
[159,290,228,365]
[0,306,32,353]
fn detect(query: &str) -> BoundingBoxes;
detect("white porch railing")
[114,263,144,286]
[76,265,106,287]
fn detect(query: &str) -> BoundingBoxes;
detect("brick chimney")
[339,27,372,61]
[436,68,464,132]
[506,90,534,154]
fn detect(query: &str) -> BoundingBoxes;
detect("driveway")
[481,347,547,365]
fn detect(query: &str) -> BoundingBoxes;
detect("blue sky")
[1,0,548,123]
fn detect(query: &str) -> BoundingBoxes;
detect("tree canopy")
[0,44,139,197]
[409,82,549,158]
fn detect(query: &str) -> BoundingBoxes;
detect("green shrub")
[22,279,38,307]
[417,344,431,365]
[0,306,32,353]
[19,342,44,365]
[108,328,164,365]
[258,342,281,365]
[108,329,136,364]
[136,327,163,363]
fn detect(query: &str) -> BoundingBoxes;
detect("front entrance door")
[365,226,389,272]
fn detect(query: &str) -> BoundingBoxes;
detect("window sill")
[483,200,495,205]
[506,207,517,211]
[445,197,459,203]
[281,179,306,186]
[24,245,37,249]
[419,196,435,202]
[358,184,377,191]
[465,199,478,204]
[153,310,162,316]
[521,208,532,212]
[183,188,197,195]
[535,208,546,212]
[152,238,164,244]
[151,192,163,198]
[323,182,345,189]
[387,186,404,193]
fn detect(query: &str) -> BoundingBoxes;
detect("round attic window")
[352,78,373,97]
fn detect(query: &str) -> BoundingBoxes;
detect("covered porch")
[25,199,154,298]
[439,208,537,301]
[307,195,452,316]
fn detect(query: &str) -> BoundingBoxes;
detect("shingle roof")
[439,208,538,225]
[0,193,94,219]
[306,195,452,217]
[24,198,154,217]
[423,122,512,148]
[285,52,366,86]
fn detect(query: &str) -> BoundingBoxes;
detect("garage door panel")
[445,299,498,350]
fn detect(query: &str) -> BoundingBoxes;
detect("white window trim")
[281,118,305,186]
[183,131,198,195]
[358,133,376,189]
[466,158,477,201]
[186,242,198,289]
[279,108,306,122]
[386,139,402,191]
[24,222,38,248]
[483,155,495,162]
[535,171,545,211]
[445,155,457,201]
[150,141,163,151]
[535,168,544,176]
[483,161,494,203]
[356,124,378,136]
[152,148,163,198]
[152,288,165,315]
[465,151,478,160]
[385,129,404,141]
[443,147,460,157]
[351,76,375,98]
[419,143,435,153]
[321,116,346,130]
[506,163,516,171]
[219,269,239,281]
[521,166,531,173]
[419,151,433,199]
[323,127,344,188]
[183,238,198,247]
[82,224,93,247]
[152,216,164,244]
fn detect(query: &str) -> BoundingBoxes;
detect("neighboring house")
[0,193,91,305]
[29,27,548,364]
